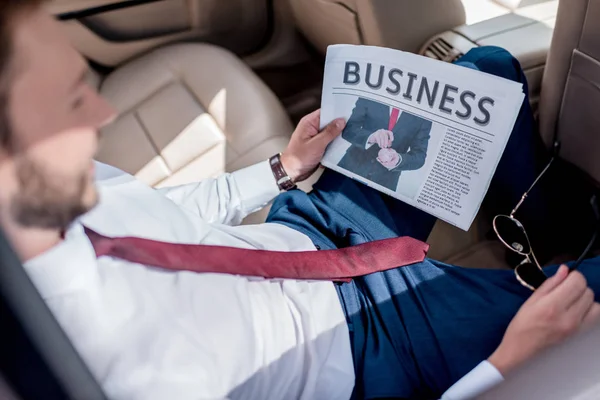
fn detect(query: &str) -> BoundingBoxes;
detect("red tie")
[389,107,400,131]
[83,227,428,282]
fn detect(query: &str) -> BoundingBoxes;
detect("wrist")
[488,345,525,376]
[279,152,302,183]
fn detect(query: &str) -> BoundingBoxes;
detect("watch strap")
[269,153,297,191]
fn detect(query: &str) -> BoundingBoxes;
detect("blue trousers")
[267,47,600,399]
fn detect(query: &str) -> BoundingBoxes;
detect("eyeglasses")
[493,156,599,291]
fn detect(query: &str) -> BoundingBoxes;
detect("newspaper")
[320,45,525,231]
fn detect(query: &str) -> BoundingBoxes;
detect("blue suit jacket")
[338,97,432,191]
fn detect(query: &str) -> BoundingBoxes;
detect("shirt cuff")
[440,361,504,400]
[389,153,403,170]
[231,160,281,215]
[365,133,375,150]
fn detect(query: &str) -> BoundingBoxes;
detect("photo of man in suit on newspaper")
[337,97,433,192]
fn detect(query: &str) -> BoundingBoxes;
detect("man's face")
[2,9,116,230]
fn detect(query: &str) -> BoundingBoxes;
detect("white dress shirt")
[24,161,502,399]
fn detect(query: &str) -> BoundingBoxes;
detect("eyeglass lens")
[515,261,547,290]
[493,215,531,255]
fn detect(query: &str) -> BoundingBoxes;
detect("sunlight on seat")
[540,17,556,29]
[461,0,557,25]
[461,0,510,24]
[515,0,558,21]
[209,88,227,130]
[135,155,171,185]
[160,113,225,171]
[155,141,227,188]
[136,112,227,188]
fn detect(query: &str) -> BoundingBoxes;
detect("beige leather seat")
[429,0,600,271]
[95,43,294,188]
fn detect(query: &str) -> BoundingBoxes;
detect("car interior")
[2,0,600,398]
[53,0,564,265]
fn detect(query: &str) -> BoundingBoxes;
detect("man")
[1,2,599,400]
[338,97,432,191]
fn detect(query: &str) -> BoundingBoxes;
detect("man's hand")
[377,148,401,170]
[488,265,600,375]
[368,129,394,149]
[280,110,346,183]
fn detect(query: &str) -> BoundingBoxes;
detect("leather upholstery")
[52,0,270,67]
[538,0,600,185]
[96,43,294,188]
[538,0,589,148]
[450,3,558,113]
[431,0,598,271]
[288,0,466,54]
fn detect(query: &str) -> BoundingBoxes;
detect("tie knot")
[83,226,113,257]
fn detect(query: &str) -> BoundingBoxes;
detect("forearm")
[157,161,280,226]
[390,151,425,172]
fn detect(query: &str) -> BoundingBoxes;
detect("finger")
[582,302,600,330]
[387,131,394,147]
[569,288,595,324]
[375,132,384,148]
[552,270,589,310]
[299,109,321,137]
[313,118,345,145]
[531,264,569,298]
[302,109,320,125]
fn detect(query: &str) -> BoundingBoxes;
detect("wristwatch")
[269,153,297,191]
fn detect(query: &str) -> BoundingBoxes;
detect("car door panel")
[75,0,190,41]
[46,0,270,66]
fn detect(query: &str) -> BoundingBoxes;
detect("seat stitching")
[150,50,289,158]
[132,110,171,174]
[150,53,251,155]
[147,56,238,154]
[156,140,227,183]
[109,79,175,117]
[153,54,209,112]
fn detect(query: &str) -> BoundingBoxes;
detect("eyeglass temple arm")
[511,157,556,216]
[571,194,600,270]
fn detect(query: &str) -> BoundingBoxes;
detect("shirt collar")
[23,222,99,299]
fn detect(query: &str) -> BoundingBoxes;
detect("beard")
[9,157,97,230]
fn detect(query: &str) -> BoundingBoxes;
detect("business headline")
[342,60,496,126]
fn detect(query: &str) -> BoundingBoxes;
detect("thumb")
[314,118,345,145]
[533,264,569,298]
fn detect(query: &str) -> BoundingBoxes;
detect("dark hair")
[0,0,45,149]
